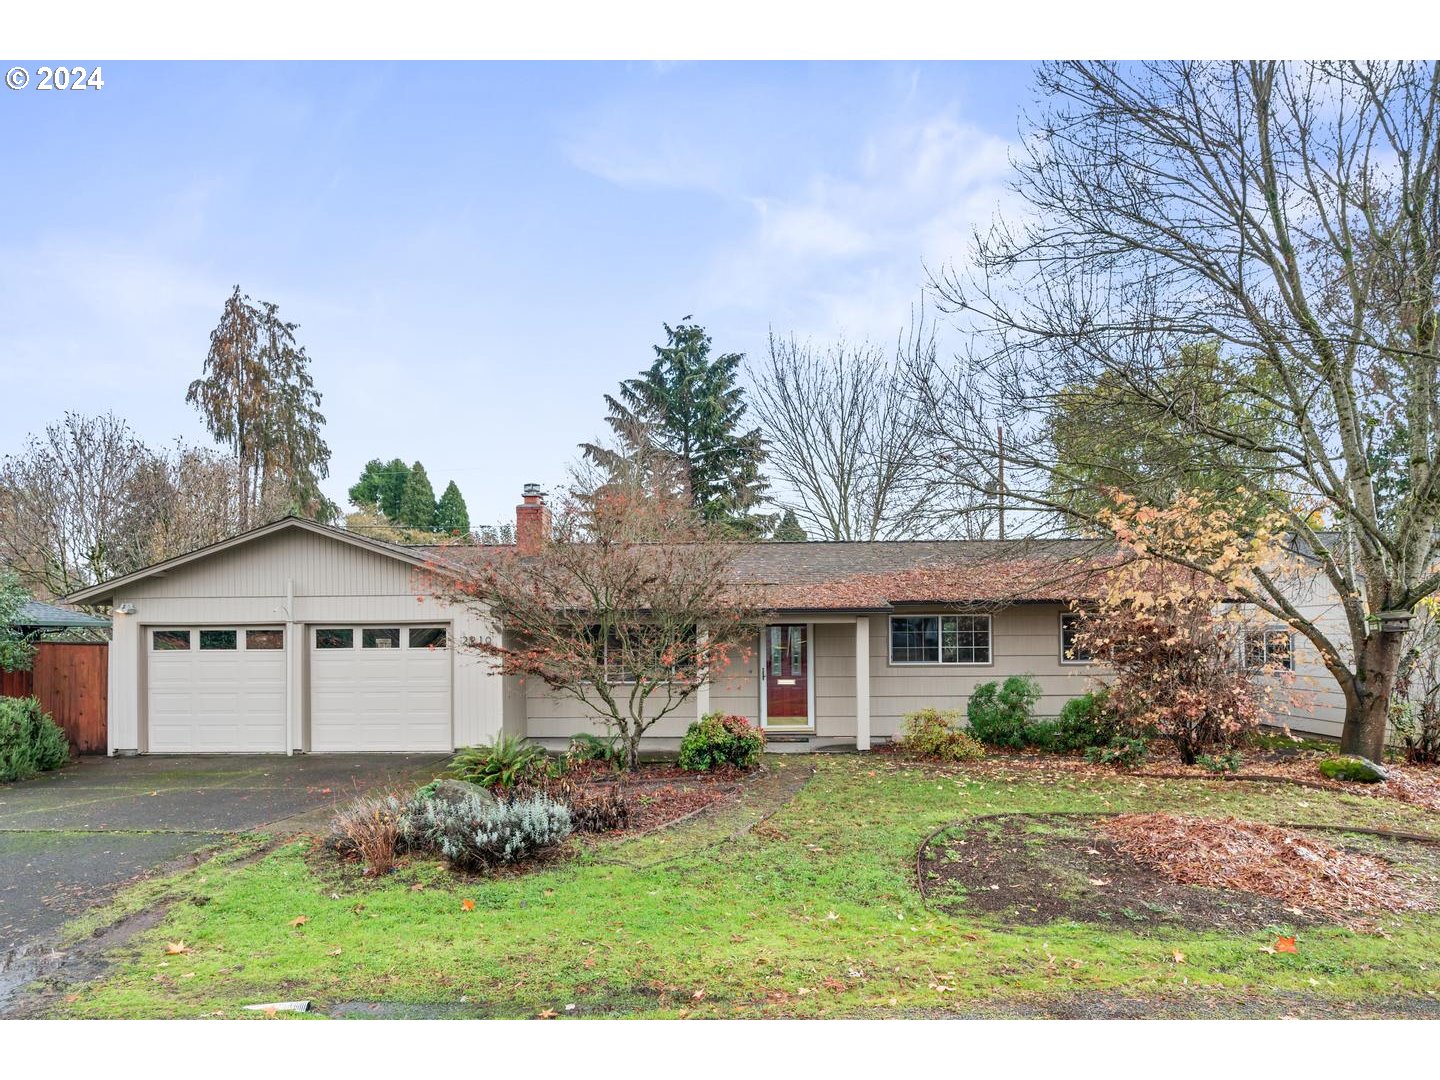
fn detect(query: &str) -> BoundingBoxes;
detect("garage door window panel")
[363,628,401,649]
[246,629,284,650]
[316,628,353,649]
[409,627,447,649]
[199,630,237,650]
[153,630,191,651]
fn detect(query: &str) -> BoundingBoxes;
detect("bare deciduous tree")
[750,315,991,540]
[0,412,156,596]
[0,415,290,598]
[923,61,1440,758]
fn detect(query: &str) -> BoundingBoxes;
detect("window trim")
[1244,627,1296,673]
[151,629,192,651]
[887,613,993,667]
[1059,611,1096,666]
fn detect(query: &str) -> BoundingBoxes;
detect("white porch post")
[695,623,711,719]
[855,616,870,750]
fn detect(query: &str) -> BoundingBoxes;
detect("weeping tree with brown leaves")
[431,483,758,771]
[919,61,1440,760]
[187,286,332,527]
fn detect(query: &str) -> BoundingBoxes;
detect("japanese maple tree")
[431,484,757,771]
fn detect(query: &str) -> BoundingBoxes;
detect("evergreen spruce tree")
[348,458,411,518]
[434,481,471,535]
[771,509,807,542]
[397,461,436,529]
[581,319,767,534]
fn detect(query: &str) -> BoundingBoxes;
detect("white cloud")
[702,109,1017,343]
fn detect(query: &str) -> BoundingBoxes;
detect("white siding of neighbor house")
[105,526,503,754]
[1251,565,1352,740]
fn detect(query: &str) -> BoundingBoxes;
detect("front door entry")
[763,624,810,729]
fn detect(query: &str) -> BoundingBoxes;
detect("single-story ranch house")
[64,486,1349,756]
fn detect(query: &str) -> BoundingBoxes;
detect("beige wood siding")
[105,525,502,753]
[867,605,1099,738]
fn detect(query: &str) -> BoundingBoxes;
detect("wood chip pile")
[1101,813,1428,918]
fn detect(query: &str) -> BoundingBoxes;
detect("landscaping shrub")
[403,789,573,871]
[566,732,622,768]
[1048,688,1116,751]
[1197,750,1244,774]
[1318,756,1388,783]
[327,792,406,875]
[1390,698,1440,766]
[1085,736,1149,770]
[965,676,1041,748]
[678,713,765,772]
[1071,584,1264,765]
[560,783,632,833]
[0,696,70,783]
[901,708,985,762]
[449,733,551,791]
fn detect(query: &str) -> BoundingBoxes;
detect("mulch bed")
[563,760,756,786]
[1101,813,1431,920]
[919,813,1440,932]
[619,783,740,832]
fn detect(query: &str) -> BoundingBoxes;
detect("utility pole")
[997,423,1006,541]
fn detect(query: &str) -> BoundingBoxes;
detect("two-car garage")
[69,517,502,755]
[144,622,453,753]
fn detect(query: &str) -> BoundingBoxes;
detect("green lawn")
[44,755,1440,1018]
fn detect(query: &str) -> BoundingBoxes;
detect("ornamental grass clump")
[327,792,407,876]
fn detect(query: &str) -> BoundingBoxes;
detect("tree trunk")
[1340,630,1403,761]
[623,733,641,772]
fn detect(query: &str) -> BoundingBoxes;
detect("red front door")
[764,624,809,729]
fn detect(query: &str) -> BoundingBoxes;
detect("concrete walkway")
[0,754,446,963]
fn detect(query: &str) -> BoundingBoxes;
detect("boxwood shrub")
[0,696,70,783]
[678,713,765,771]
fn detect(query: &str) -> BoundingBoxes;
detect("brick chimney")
[515,483,550,556]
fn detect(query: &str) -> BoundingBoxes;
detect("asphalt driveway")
[0,754,446,966]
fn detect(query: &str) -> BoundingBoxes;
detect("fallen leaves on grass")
[288,915,309,928]
[461,899,476,912]
[1102,813,1427,921]
[537,1008,559,1019]
[1275,936,1298,954]
[164,941,191,955]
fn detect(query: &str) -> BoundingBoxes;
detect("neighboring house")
[64,486,1347,756]
[11,600,113,638]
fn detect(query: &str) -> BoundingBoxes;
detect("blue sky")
[0,61,1036,528]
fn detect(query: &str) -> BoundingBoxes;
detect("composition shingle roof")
[410,537,1124,612]
[15,600,112,629]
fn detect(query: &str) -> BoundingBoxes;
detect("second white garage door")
[309,625,453,751]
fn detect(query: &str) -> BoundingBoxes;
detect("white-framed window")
[1245,628,1295,672]
[1059,611,1095,664]
[889,614,991,665]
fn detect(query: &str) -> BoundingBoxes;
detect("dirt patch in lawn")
[919,814,1440,933]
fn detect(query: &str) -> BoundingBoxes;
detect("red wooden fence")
[1,641,108,754]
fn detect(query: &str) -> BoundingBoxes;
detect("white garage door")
[147,627,288,752]
[309,625,452,751]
